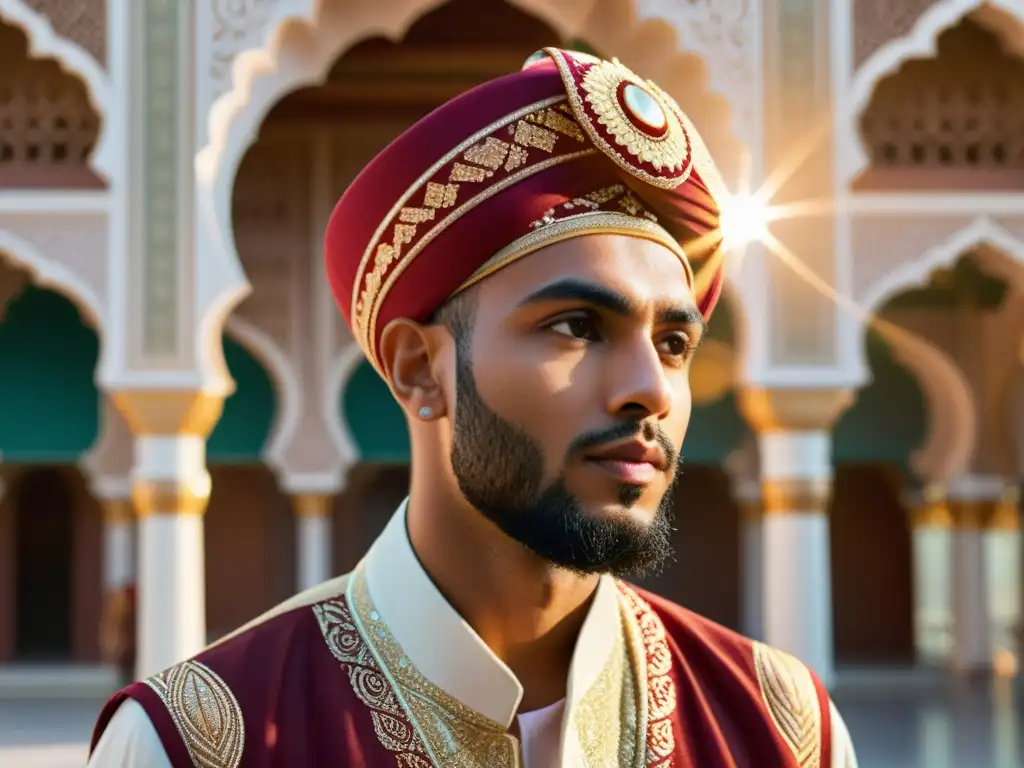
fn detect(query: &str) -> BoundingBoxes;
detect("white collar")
[361,499,623,729]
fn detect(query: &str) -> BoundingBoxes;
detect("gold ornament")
[579,58,690,174]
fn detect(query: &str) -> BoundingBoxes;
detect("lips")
[584,439,668,485]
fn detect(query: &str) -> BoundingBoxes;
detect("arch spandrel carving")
[853,216,1024,315]
[19,0,106,68]
[0,214,106,332]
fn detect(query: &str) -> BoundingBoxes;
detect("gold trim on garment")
[143,660,245,768]
[365,149,596,372]
[347,568,519,767]
[753,642,822,768]
[312,596,433,766]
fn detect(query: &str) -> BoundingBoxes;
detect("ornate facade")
[0,0,1022,694]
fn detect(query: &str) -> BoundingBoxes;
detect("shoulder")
[90,573,353,767]
[622,583,855,767]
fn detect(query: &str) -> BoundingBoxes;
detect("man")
[89,48,857,767]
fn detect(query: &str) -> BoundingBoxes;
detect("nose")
[605,335,676,420]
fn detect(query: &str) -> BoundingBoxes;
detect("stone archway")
[843,1,1024,186]
[196,0,752,377]
[0,1,113,180]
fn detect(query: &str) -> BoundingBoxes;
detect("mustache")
[567,420,679,468]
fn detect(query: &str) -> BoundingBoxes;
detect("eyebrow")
[518,278,706,331]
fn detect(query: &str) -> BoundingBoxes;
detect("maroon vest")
[91,583,831,767]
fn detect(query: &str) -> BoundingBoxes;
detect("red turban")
[325,47,729,371]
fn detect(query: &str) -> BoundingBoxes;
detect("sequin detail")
[313,598,433,767]
[143,660,245,768]
[753,642,822,768]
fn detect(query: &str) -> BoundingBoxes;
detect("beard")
[449,343,680,579]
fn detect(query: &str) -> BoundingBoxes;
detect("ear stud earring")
[418,406,434,420]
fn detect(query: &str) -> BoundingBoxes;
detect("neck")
[407,468,601,711]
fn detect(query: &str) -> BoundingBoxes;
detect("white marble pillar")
[904,485,954,666]
[292,493,334,592]
[112,390,222,679]
[948,476,1000,675]
[985,484,1021,675]
[740,389,850,688]
[758,429,835,685]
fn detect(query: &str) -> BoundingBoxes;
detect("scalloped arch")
[223,314,302,473]
[0,0,114,181]
[877,324,977,483]
[0,228,104,332]
[860,217,1024,316]
[842,0,1024,185]
[195,0,747,352]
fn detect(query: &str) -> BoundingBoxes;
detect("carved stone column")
[110,390,224,678]
[904,485,954,666]
[291,492,334,592]
[726,438,763,641]
[739,387,852,686]
[985,484,1021,676]
[947,475,1001,675]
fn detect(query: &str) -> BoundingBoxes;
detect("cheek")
[472,352,593,461]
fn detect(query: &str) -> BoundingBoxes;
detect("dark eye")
[549,315,600,341]
[657,332,691,357]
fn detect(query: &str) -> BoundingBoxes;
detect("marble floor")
[0,678,1021,767]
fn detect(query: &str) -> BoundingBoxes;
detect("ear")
[379,318,450,421]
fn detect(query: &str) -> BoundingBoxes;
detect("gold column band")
[908,502,953,529]
[737,499,764,523]
[100,498,135,524]
[110,390,225,437]
[947,500,989,530]
[762,478,832,516]
[739,387,853,432]
[292,493,333,518]
[132,480,210,518]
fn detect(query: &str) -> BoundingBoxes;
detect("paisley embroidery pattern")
[144,660,245,768]
[313,598,433,767]
[753,642,822,768]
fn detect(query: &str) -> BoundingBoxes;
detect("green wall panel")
[833,331,927,466]
[342,360,410,463]
[207,336,276,463]
[0,287,100,461]
[685,392,749,465]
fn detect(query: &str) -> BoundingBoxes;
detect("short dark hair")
[428,289,476,353]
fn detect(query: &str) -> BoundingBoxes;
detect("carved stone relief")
[20,0,107,67]
[209,0,278,105]
[0,20,102,188]
[632,0,755,146]
[850,215,975,308]
[0,211,107,322]
[852,0,936,70]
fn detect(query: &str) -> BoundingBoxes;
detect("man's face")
[444,234,704,579]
